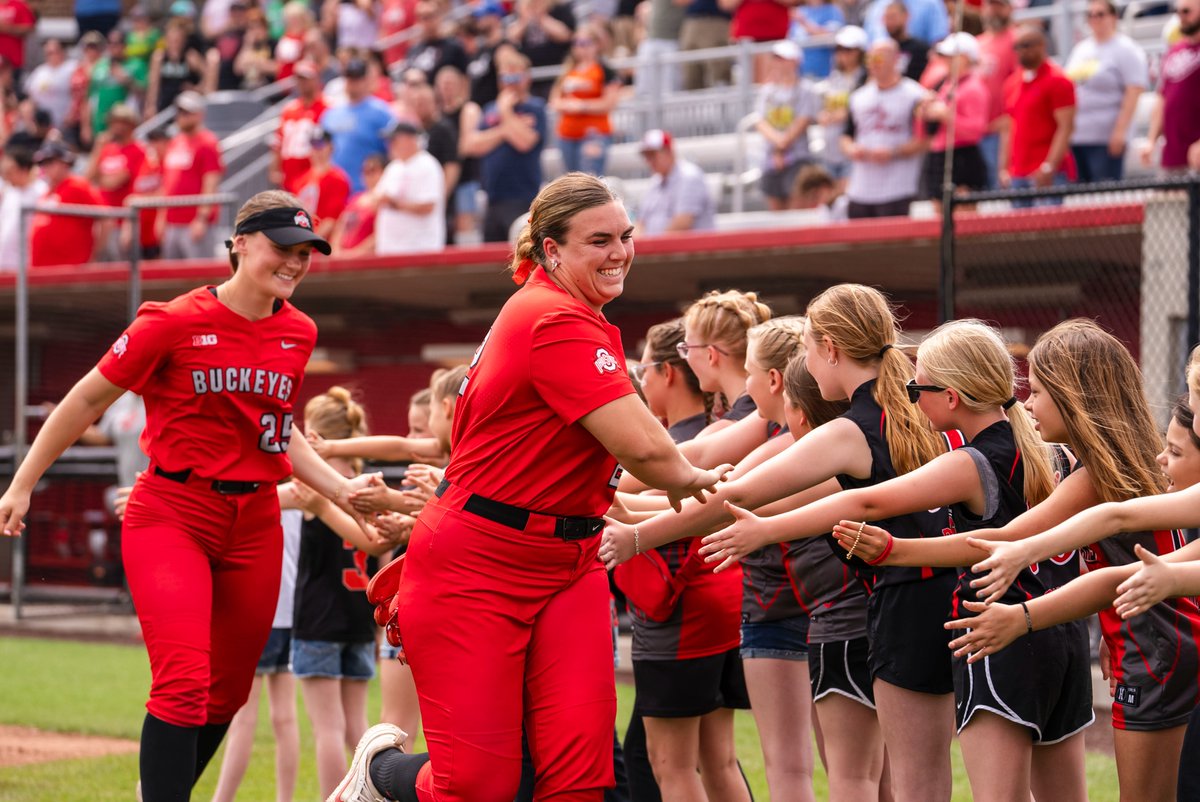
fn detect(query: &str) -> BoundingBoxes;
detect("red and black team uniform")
[98,286,316,734]
[392,266,633,801]
[948,422,1094,742]
[836,379,958,694]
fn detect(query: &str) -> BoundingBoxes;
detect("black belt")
[155,466,261,495]
[435,479,604,541]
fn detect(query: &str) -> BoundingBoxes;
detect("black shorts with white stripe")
[810,637,875,709]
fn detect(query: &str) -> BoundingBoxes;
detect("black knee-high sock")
[140,713,199,802]
[368,748,430,802]
[192,722,231,785]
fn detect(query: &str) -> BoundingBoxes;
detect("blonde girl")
[601,283,955,801]
[841,319,1200,802]
[704,320,1092,802]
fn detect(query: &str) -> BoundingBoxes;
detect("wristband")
[1020,601,1033,634]
[633,527,641,556]
[867,533,894,566]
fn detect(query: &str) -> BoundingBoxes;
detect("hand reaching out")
[666,464,733,514]
[831,520,893,563]
[699,501,771,573]
[966,536,1029,604]
[1114,544,1176,620]
[944,599,1024,663]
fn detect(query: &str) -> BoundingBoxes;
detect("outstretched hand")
[0,488,30,537]
[1114,544,1175,620]
[599,518,637,570]
[966,536,1027,604]
[666,464,734,514]
[831,520,893,563]
[944,599,1024,663]
[699,500,768,573]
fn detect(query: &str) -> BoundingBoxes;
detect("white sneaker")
[326,723,408,802]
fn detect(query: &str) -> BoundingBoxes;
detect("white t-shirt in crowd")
[845,77,926,205]
[0,177,48,272]
[1065,34,1148,146]
[24,60,76,129]
[375,149,445,254]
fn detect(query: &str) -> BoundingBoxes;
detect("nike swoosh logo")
[281,341,298,349]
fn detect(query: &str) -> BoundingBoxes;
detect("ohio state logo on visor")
[294,211,312,229]
[594,348,618,375]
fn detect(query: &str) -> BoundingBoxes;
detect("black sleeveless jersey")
[1026,445,1083,594]
[293,515,378,643]
[835,379,956,591]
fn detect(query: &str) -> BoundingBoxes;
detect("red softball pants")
[122,469,282,727]
[396,488,617,802]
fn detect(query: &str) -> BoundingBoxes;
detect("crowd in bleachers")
[0,0,1196,267]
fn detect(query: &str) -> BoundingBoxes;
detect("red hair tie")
[512,258,536,286]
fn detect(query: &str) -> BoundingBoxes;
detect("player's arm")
[617,412,769,493]
[311,434,445,463]
[1,369,126,535]
[701,448,981,569]
[288,433,379,517]
[600,416,872,566]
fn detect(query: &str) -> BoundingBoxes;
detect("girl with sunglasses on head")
[603,283,956,802]
[838,319,1200,802]
[703,319,1093,802]
[618,318,751,802]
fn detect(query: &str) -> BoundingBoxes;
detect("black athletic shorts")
[867,575,956,695]
[955,618,1094,743]
[633,648,751,718]
[810,636,875,709]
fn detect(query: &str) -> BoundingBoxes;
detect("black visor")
[234,207,332,255]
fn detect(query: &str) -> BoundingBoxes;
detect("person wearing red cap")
[634,128,715,236]
[1,191,379,802]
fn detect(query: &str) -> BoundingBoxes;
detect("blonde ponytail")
[305,386,369,474]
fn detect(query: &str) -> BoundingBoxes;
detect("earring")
[827,358,838,367]
[551,259,560,271]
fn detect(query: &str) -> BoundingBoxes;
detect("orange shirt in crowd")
[556,61,615,141]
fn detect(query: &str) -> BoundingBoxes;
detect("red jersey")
[95,140,147,207]
[380,0,418,66]
[295,165,351,230]
[131,148,164,248]
[30,176,101,267]
[0,0,35,69]
[1003,61,1077,179]
[275,96,328,194]
[274,33,306,81]
[337,191,377,251]
[731,0,790,42]
[96,286,317,482]
[162,129,224,224]
[446,267,635,517]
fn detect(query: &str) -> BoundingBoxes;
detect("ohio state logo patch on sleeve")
[294,211,312,229]
[112,333,129,358]
[593,348,618,375]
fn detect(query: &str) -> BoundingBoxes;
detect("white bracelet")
[633,527,641,555]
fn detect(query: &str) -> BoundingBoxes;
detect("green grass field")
[0,636,1119,801]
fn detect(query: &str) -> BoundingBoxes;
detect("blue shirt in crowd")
[863,0,948,47]
[319,97,396,193]
[791,3,844,78]
[479,96,547,205]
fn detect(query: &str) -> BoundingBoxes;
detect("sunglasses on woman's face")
[906,379,980,404]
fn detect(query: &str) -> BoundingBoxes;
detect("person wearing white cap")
[918,32,990,208]
[635,128,716,236]
[1065,0,1147,182]
[841,38,928,218]
[815,25,867,187]
[755,40,819,211]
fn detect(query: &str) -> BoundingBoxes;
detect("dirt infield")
[0,725,138,767]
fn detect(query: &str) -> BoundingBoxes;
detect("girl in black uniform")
[602,284,952,801]
[292,388,397,799]
[844,319,1200,802]
[705,320,1092,802]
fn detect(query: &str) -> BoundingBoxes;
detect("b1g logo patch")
[593,348,618,375]
[1114,684,1141,707]
[192,334,218,347]
[112,334,129,358]
[294,211,312,229]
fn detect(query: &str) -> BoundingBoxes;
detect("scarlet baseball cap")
[231,206,332,254]
[639,128,673,152]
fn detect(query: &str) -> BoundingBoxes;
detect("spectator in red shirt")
[64,31,104,150]
[975,0,1017,187]
[295,128,351,239]
[275,1,315,82]
[330,152,383,256]
[158,90,225,260]
[1140,0,1200,172]
[122,126,170,260]
[0,0,36,82]
[29,141,102,268]
[999,24,1076,207]
[272,60,327,193]
[87,102,147,259]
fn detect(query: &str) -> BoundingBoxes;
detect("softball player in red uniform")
[0,191,374,802]
[329,173,728,802]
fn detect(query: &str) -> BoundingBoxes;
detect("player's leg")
[524,559,617,801]
[209,675,263,802]
[1029,733,1087,802]
[814,695,884,801]
[957,712,1033,802]
[1113,726,1187,802]
[696,708,751,802]
[642,716,705,801]
[379,656,421,752]
[872,681,955,802]
[742,656,817,802]
[340,675,372,754]
[264,670,300,802]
